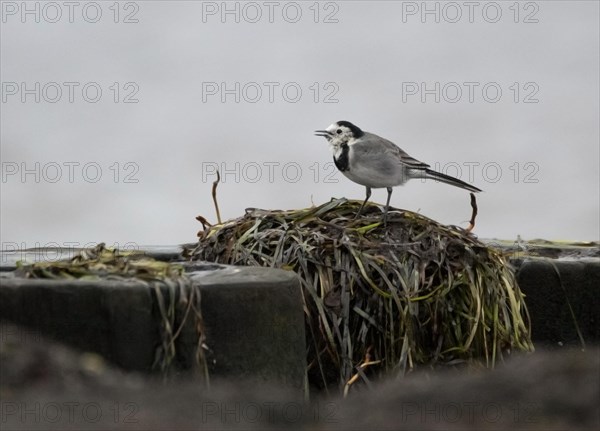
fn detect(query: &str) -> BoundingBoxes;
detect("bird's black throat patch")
[334,143,350,172]
[337,121,364,138]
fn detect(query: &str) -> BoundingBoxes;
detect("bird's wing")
[352,133,430,170]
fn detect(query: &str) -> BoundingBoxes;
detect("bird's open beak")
[314,130,331,138]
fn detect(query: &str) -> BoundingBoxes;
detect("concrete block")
[514,259,600,346]
[0,264,305,390]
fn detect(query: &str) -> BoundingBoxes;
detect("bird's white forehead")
[325,123,338,132]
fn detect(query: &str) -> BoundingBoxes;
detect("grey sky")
[1,1,599,249]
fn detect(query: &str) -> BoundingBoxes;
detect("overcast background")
[1,0,599,250]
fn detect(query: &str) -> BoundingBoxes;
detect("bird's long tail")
[420,168,482,193]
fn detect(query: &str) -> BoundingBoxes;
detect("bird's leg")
[355,187,372,219]
[383,187,393,228]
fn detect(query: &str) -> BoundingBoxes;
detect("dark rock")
[514,260,600,346]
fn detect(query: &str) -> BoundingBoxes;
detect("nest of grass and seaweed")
[187,197,534,393]
[15,244,208,381]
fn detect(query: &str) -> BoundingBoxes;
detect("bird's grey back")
[352,132,430,170]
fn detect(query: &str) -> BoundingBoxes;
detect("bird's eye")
[336,129,342,134]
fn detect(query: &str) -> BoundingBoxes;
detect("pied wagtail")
[315,121,482,226]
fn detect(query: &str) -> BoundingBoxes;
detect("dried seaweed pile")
[189,198,533,391]
[16,244,207,380]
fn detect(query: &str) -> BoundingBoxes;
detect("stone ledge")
[0,242,598,391]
